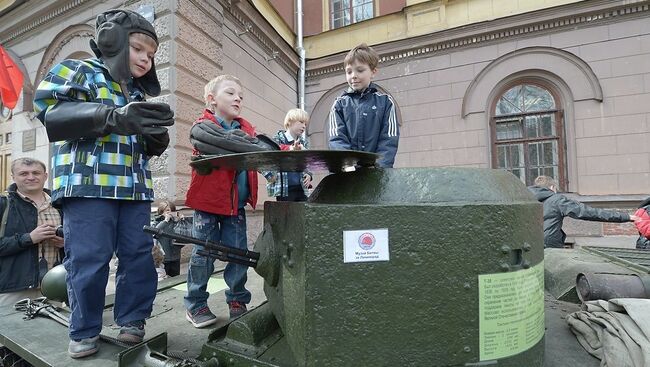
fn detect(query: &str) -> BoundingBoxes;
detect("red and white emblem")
[358,232,376,250]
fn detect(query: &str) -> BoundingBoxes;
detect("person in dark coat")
[153,200,185,277]
[527,176,639,248]
[0,158,63,307]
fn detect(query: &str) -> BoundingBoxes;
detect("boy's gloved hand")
[189,122,281,155]
[108,102,174,136]
[144,131,170,156]
[190,122,262,154]
[227,129,253,141]
[43,101,174,141]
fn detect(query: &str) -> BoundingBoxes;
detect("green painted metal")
[117,333,168,366]
[582,247,650,273]
[204,167,545,366]
[40,264,68,303]
[199,303,290,366]
[543,248,641,303]
[576,272,650,302]
[0,265,273,367]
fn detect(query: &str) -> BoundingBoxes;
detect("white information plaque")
[343,229,390,263]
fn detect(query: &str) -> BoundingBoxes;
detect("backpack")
[0,194,9,237]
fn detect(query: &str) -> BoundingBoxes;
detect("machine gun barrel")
[143,225,259,268]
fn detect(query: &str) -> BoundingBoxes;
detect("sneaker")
[228,301,248,318]
[117,320,146,343]
[186,306,218,328]
[68,336,99,358]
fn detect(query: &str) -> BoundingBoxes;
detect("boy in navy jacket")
[328,43,400,168]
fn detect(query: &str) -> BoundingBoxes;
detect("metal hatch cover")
[189,150,379,175]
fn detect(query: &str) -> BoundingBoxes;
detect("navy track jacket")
[328,83,400,168]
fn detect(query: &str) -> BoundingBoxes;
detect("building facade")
[0,0,299,237]
[291,0,650,247]
[1,0,649,246]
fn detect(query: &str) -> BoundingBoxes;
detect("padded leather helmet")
[40,264,68,303]
[89,9,161,96]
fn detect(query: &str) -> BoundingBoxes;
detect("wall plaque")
[22,128,36,152]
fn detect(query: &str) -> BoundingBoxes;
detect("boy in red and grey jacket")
[184,75,258,327]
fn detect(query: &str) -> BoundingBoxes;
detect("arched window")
[491,81,565,188]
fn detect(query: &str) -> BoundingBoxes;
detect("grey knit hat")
[89,9,161,96]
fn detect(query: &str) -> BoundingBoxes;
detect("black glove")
[191,140,237,156]
[44,101,174,141]
[144,131,170,156]
[190,122,282,155]
[107,102,174,136]
[190,122,262,154]
[228,128,254,140]
[256,134,281,151]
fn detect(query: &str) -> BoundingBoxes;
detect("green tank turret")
[155,165,546,367]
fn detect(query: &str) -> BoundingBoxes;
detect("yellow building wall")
[251,0,295,46]
[304,0,586,58]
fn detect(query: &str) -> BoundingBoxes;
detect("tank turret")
[203,167,546,366]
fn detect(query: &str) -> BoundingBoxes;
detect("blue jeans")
[184,209,251,312]
[62,198,156,340]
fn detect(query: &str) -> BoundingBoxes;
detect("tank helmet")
[40,264,68,303]
[89,9,161,96]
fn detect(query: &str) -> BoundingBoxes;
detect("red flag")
[0,45,24,110]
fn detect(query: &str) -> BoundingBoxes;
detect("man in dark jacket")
[528,176,638,248]
[0,158,63,307]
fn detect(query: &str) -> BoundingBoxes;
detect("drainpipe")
[296,0,305,110]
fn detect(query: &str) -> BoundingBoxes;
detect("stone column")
[128,0,225,203]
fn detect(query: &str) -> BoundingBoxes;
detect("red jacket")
[634,207,650,239]
[185,109,258,216]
